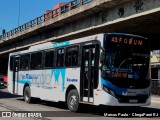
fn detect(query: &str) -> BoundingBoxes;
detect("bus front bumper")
[94,90,151,106]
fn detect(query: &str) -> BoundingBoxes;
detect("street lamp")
[18,0,21,27]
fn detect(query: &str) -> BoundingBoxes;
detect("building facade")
[151,50,160,96]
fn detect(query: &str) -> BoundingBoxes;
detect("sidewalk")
[151,96,160,103]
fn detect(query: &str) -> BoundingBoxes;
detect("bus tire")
[24,86,32,103]
[67,89,79,112]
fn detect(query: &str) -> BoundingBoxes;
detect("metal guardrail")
[0,0,93,41]
[151,80,160,96]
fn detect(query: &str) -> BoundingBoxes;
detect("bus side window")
[20,54,30,70]
[10,57,14,71]
[20,56,24,69]
[65,46,79,67]
[31,53,37,69]
[72,51,78,66]
[56,48,65,67]
[45,50,54,68]
[65,52,72,67]
[30,52,42,69]
[37,52,42,69]
[25,54,30,69]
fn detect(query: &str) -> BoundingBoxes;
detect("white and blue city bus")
[7,33,151,112]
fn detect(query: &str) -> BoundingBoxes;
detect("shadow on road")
[16,98,160,117]
[0,88,21,99]
[17,98,68,110]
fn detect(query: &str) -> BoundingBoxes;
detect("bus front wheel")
[67,89,79,112]
[24,86,32,103]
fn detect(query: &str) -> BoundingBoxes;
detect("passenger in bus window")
[25,65,29,69]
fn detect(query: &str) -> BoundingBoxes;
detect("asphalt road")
[0,88,160,120]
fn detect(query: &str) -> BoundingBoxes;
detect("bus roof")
[9,32,148,56]
[29,42,53,50]
[9,33,104,56]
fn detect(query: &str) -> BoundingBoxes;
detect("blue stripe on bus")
[17,79,31,85]
[101,77,127,95]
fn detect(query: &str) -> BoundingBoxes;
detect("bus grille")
[117,95,148,103]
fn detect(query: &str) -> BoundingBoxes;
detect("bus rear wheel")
[67,89,79,112]
[24,86,32,103]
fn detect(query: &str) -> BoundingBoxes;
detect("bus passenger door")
[80,44,99,103]
[13,57,19,94]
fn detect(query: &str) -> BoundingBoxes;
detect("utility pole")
[18,0,21,27]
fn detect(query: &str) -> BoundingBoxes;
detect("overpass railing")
[0,0,93,41]
[151,80,160,96]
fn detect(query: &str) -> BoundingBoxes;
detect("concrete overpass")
[0,0,160,58]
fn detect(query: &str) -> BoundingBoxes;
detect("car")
[0,75,6,89]
[0,81,5,89]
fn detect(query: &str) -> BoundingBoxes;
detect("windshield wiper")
[117,58,132,72]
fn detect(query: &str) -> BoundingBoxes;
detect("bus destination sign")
[111,37,143,46]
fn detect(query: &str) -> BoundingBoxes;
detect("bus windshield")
[102,34,150,80]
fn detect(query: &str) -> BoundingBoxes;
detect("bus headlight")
[102,85,116,98]
[110,90,116,97]
[102,85,109,93]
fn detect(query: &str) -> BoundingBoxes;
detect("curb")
[151,100,160,103]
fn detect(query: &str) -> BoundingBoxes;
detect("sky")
[0,0,70,34]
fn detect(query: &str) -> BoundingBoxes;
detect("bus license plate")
[129,99,138,103]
